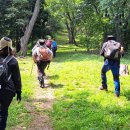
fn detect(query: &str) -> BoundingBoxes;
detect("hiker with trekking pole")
[32,39,53,88]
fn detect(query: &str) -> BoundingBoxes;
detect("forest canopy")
[0,0,130,55]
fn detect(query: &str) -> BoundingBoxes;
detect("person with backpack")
[0,37,22,130]
[99,35,124,97]
[32,39,53,88]
[52,38,57,58]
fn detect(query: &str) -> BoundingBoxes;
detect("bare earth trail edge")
[13,76,54,130]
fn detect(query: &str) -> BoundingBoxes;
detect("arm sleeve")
[100,42,107,56]
[12,60,22,93]
[32,48,39,63]
[32,48,37,56]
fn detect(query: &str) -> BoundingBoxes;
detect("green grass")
[6,42,130,130]
[7,57,37,130]
[48,44,130,130]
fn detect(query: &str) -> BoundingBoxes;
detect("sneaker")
[99,86,108,91]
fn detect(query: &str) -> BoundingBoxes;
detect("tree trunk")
[66,22,76,44]
[65,12,76,45]
[20,0,41,56]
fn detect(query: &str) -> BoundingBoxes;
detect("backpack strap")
[3,55,13,64]
[3,55,14,81]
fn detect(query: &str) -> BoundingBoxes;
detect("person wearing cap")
[0,37,22,130]
[99,35,124,97]
[32,39,53,88]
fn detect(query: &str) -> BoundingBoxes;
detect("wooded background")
[0,0,130,56]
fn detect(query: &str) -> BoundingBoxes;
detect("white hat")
[0,37,13,50]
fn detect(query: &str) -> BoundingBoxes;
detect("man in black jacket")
[0,37,22,130]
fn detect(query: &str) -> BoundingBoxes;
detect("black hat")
[107,35,116,40]
[37,39,46,45]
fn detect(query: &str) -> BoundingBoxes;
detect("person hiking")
[32,39,53,88]
[45,38,52,49]
[51,38,57,58]
[99,35,124,97]
[0,37,22,130]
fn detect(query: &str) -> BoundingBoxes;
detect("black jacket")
[0,55,22,95]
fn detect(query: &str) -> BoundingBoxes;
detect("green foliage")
[0,0,49,52]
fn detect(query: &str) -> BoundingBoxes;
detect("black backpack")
[104,40,121,59]
[0,55,13,90]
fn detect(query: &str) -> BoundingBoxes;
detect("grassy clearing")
[48,44,130,130]
[6,41,130,130]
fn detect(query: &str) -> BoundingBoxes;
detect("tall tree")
[47,0,81,44]
[20,0,41,56]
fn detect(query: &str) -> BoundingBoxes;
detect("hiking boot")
[115,93,120,97]
[99,85,108,91]
[38,76,45,88]
[40,84,45,88]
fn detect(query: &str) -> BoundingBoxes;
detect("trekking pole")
[30,62,35,76]
[47,61,50,70]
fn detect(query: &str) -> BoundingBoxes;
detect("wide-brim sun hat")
[0,37,13,50]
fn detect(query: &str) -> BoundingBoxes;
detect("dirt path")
[13,77,54,130]
[27,77,54,130]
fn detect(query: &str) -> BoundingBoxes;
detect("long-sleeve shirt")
[0,55,22,95]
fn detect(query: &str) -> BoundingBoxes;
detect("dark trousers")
[37,61,49,77]
[101,59,120,95]
[52,47,57,58]
[0,90,14,130]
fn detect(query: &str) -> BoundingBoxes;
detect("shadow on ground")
[50,83,64,89]
[47,75,59,80]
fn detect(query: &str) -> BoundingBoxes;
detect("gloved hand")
[16,91,21,102]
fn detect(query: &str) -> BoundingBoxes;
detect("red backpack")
[39,47,50,61]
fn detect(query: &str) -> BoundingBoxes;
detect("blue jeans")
[101,59,120,95]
